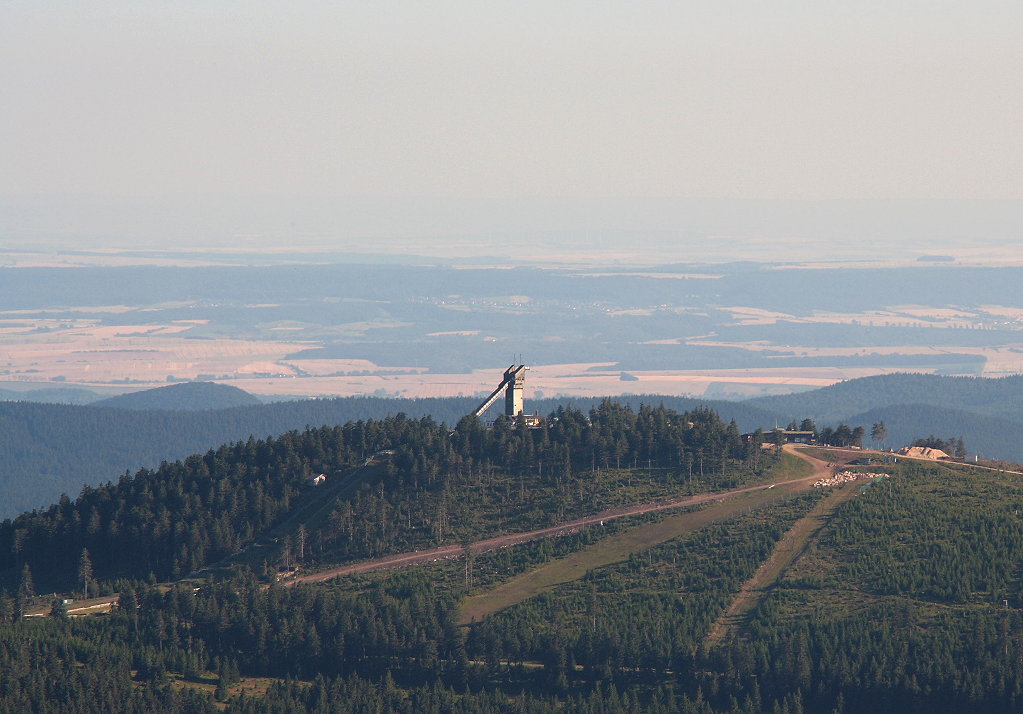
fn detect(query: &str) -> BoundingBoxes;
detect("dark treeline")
[0,594,692,714]
[0,394,780,519]
[5,588,1021,714]
[716,601,1023,714]
[0,403,757,592]
[818,423,865,448]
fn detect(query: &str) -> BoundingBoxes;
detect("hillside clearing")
[458,473,814,624]
[702,478,858,650]
[290,449,824,589]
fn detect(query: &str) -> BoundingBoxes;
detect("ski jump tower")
[471,364,528,421]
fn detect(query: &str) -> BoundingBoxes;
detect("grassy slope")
[458,448,818,624]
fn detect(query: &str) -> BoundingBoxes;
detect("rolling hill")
[747,372,1023,424]
[842,403,1023,460]
[90,381,262,410]
[0,386,103,405]
[742,373,1023,459]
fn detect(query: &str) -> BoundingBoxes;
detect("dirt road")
[288,447,834,586]
[702,473,856,650]
[25,595,119,618]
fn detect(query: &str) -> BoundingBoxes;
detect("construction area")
[813,470,890,488]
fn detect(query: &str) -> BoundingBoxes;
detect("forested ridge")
[0,402,755,593]
[0,394,780,520]
[3,400,1023,712]
[8,372,1023,521]
[90,381,262,410]
[749,372,1023,424]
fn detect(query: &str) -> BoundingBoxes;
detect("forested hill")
[0,394,780,520]
[0,403,755,592]
[0,386,101,405]
[843,403,1023,461]
[90,382,262,410]
[5,402,1023,712]
[745,373,1023,460]
[6,376,1023,521]
[747,373,1023,424]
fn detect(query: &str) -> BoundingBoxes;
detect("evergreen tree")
[79,547,94,599]
[871,421,888,449]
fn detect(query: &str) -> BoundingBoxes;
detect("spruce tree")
[78,548,93,599]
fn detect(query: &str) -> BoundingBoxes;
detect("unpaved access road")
[25,595,119,618]
[288,446,835,586]
[702,473,856,650]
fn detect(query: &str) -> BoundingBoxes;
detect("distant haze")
[3,2,1021,257]
[4,196,1022,266]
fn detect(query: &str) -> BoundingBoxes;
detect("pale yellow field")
[0,320,310,386]
[717,303,1023,330]
[1,308,1020,400]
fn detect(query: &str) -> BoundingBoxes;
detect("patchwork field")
[2,260,1022,398]
[0,314,1014,399]
[0,318,891,400]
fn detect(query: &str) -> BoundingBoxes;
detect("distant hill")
[843,403,1023,462]
[739,373,1023,461]
[747,373,1023,425]
[5,375,1022,522]
[90,381,262,410]
[0,393,782,520]
[0,386,102,405]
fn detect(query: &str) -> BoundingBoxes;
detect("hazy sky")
[3,2,1022,250]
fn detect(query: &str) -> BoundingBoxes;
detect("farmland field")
[0,260,1021,400]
